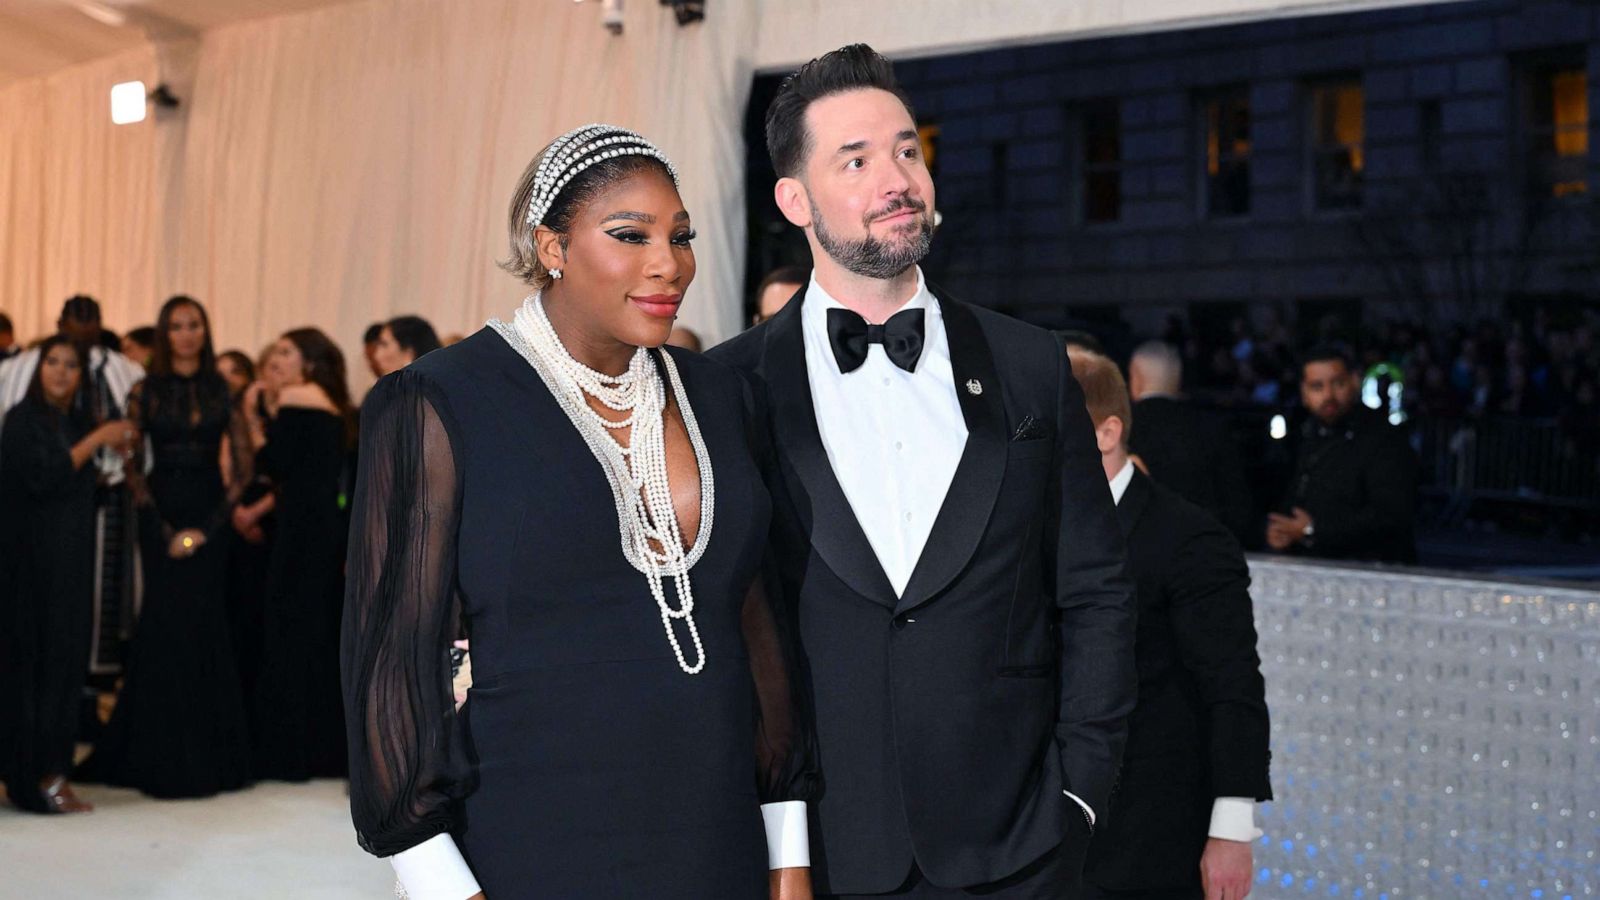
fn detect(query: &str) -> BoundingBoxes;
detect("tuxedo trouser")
[820,844,1067,899]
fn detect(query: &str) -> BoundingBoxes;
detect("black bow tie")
[826,307,925,374]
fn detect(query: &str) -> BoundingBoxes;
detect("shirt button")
[904,512,913,522]
[894,441,904,451]
[881,377,890,387]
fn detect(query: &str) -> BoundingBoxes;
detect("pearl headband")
[525,124,681,230]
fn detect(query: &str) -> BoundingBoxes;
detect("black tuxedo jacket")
[709,284,1136,893]
[1128,396,1256,548]
[1085,470,1272,892]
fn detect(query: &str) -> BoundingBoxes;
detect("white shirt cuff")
[761,800,810,869]
[1208,797,1262,842]
[1063,790,1095,827]
[389,833,481,900]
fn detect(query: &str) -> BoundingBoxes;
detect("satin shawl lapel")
[761,289,900,609]
[894,294,1007,615]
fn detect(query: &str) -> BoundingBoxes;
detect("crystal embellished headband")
[525,124,681,229]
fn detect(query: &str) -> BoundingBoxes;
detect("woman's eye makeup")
[604,227,697,246]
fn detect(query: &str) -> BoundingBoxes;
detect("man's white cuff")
[389,833,481,900]
[761,801,810,869]
[1208,797,1263,842]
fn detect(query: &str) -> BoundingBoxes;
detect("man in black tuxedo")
[1067,349,1272,900]
[1126,341,1255,547]
[710,45,1136,898]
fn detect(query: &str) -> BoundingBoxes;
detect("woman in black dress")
[77,296,255,799]
[239,327,353,781]
[217,348,269,726]
[342,126,818,900]
[0,336,133,813]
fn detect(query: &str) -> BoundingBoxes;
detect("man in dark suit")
[710,45,1137,898]
[1266,346,1417,564]
[1069,348,1272,900]
[1126,340,1256,547]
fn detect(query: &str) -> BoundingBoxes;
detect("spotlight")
[109,81,180,125]
[110,80,146,124]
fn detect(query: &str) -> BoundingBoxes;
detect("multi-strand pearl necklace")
[488,295,714,675]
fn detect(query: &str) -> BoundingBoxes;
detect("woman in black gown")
[0,336,133,813]
[217,349,270,727]
[77,296,255,799]
[342,126,818,900]
[240,327,352,781]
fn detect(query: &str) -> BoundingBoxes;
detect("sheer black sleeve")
[341,369,468,857]
[736,374,822,805]
[222,394,255,501]
[123,381,153,509]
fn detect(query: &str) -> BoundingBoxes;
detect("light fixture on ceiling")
[110,80,180,125]
[110,80,145,124]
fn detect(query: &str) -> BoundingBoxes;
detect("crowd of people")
[1167,307,1600,432]
[0,294,445,814]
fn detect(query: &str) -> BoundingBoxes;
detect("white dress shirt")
[800,268,967,597]
[1108,459,1261,843]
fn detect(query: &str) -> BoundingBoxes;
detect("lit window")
[1524,57,1589,198]
[1310,80,1364,210]
[1202,87,1251,218]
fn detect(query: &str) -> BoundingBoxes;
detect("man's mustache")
[867,197,927,224]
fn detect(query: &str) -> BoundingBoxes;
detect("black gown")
[77,372,254,798]
[252,407,349,780]
[342,329,818,899]
[0,399,98,811]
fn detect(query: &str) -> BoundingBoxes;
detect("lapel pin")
[966,379,983,396]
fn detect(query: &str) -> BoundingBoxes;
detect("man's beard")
[809,192,933,280]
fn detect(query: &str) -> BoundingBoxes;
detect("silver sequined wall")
[1249,559,1600,899]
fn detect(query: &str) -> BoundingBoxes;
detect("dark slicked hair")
[1300,343,1354,373]
[386,315,442,360]
[755,265,808,299]
[765,43,915,179]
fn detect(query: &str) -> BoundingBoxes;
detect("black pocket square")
[1011,416,1049,442]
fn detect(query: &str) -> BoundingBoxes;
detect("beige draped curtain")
[1,0,758,368]
[1,0,1420,368]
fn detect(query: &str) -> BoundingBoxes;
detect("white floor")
[0,780,395,899]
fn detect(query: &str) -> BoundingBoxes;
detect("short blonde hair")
[1067,347,1132,447]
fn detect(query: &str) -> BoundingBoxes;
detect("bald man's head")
[1128,340,1182,400]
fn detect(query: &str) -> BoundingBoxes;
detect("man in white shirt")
[711,44,1137,898]
[1066,348,1272,900]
